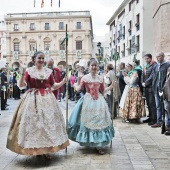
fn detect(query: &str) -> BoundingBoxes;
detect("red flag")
[41,0,44,8]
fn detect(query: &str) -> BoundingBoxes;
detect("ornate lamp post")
[96,42,103,63]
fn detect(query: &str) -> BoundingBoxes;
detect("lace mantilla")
[27,66,52,80]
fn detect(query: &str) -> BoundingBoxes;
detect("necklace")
[35,67,45,83]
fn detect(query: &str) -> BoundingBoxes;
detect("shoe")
[148,122,155,126]
[143,118,151,123]
[151,123,161,128]
[164,131,170,136]
[1,108,9,110]
[58,100,61,102]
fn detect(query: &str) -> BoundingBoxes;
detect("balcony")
[128,48,132,55]
[76,50,82,59]
[128,28,132,36]
[122,33,125,40]
[5,11,90,19]
[121,51,125,57]
[135,23,140,31]
[136,44,140,52]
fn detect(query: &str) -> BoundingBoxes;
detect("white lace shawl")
[18,67,52,90]
[74,73,104,91]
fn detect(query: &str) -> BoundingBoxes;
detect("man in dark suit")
[0,67,9,110]
[13,68,21,100]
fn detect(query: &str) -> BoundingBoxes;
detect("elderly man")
[149,52,170,130]
[46,58,62,100]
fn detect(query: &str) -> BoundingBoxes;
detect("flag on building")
[59,0,60,8]
[34,0,36,7]
[51,0,52,7]
[41,0,44,8]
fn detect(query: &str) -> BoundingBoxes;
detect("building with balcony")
[153,0,170,58]
[0,16,7,60]
[4,11,93,68]
[107,0,153,66]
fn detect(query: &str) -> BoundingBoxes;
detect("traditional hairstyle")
[145,54,152,59]
[120,62,125,68]
[107,63,114,70]
[89,58,98,65]
[33,51,44,59]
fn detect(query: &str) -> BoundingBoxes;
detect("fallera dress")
[119,71,145,120]
[6,66,69,155]
[68,73,115,147]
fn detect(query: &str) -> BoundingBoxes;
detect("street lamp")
[96,42,103,63]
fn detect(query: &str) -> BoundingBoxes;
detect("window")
[59,22,64,30]
[137,14,140,23]
[122,43,125,57]
[129,21,132,30]
[29,42,36,51]
[129,2,132,11]
[129,40,132,54]
[14,24,19,31]
[76,22,81,29]
[59,41,65,50]
[129,21,132,35]
[14,42,19,51]
[45,23,50,30]
[76,41,82,50]
[118,46,120,54]
[123,26,125,39]
[44,42,50,50]
[30,23,35,30]
[136,35,140,52]
[136,14,140,31]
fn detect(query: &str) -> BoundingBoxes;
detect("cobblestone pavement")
[1,98,170,170]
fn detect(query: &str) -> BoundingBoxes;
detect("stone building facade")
[153,0,170,57]
[4,11,93,68]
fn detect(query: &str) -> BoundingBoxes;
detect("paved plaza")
[0,99,170,170]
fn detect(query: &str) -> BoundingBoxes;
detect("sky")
[0,0,124,36]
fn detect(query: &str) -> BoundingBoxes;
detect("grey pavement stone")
[1,99,170,170]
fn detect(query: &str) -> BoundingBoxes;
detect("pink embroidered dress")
[68,74,114,147]
[6,66,69,155]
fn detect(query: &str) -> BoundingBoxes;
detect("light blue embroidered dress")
[68,74,114,147]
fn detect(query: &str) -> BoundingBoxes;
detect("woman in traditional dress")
[6,51,69,159]
[119,62,145,123]
[68,58,115,155]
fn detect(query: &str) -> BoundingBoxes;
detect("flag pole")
[65,24,68,152]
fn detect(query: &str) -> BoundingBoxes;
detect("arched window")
[13,38,20,51]
[75,36,83,50]
[43,37,51,50]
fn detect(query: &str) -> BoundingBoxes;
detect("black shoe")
[143,118,151,123]
[148,122,155,126]
[1,108,9,110]
[164,131,170,136]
